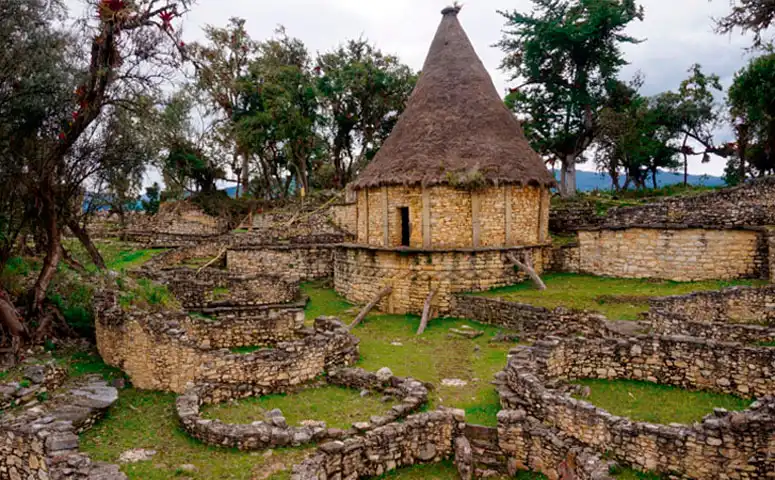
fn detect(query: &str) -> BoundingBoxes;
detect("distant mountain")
[558,170,726,191]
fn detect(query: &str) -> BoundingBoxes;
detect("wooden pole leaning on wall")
[416,288,438,336]
[507,252,547,290]
[197,247,227,275]
[349,286,393,331]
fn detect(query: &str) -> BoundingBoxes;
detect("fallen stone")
[376,367,393,383]
[449,328,484,339]
[441,378,468,388]
[119,449,157,464]
[23,365,46,384]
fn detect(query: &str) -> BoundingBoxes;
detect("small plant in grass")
[189,312,216,322]
[119,278,179,312]
[36,391,49,402]
[19,380,30,388]
[212,286,230,300]
[229,346,270,355]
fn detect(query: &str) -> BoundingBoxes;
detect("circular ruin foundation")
[175,367,429,451]
[497,335,775,479]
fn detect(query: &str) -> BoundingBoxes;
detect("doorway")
[399,207,410,247]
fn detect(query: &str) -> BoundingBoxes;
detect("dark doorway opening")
[399,207,410,247]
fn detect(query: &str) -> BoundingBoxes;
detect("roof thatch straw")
[351,7,555,191]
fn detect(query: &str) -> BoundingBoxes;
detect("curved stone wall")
[334,245,547,314]
[175,368,428,451]
[95,295,359,393]
[498,336,775,478]
[649,285,775,343]
[355,185,549,249]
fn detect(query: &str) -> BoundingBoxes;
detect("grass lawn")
[573,378,752,424]
[65,238,166,273]
[301,282,517,427]
[473,273,765,320]
[203,385,399,430]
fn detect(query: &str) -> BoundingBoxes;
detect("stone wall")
[449,294,613,341]
[545,243,581,273]
[329,202,357,236]
[334,245,547,315]
[226,245,336,281]
[243,209,353,245]
[95,293,359,393]
[648,285,775,343]
[577,227,767,281]
[141,242,227,271]
[176,367,428,451]
[0,376,122,480]
[124,201,229,246]
[356,185,549,249]
[549,200,603,234]
[0,363,68,411]
[602,177,775,228]
[499,336,775,478]
[160,268,299,309]
[291,410,462,480]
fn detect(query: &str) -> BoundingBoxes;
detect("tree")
[188,18,258,197]
[498,0,644,197]
[728,53,775,180]
[236,28,319,197]
[316,39,416,187]
[673,64,724,185]
[716,0,775,47]
[142,183,161,215]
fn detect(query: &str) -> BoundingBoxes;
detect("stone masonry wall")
[545,244,581,273]
[356,185,548,249]
[95,294,359,393]
[603,176,775,228]
[291,410,462,480]
[329,202,357,236]
[449,294,613,341]
[499,336,775,479]
[648,285,775,343]
[578,227,766,281]
[160,268,299,309]
[226,245,336,281]
[334,245,547,315]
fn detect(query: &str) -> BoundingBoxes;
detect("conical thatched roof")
[351,6,555,191]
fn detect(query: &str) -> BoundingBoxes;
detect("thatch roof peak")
[350,8,555,191]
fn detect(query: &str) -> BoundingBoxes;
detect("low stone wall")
[159,268,298,309]
[0,376,123,480]
[578,227,767,281]
[0,362,68,411]
[291,410,462,480]
[499,336,775,478]
[603,176,775,228]
[176,367,428,451]
[329,202,357,236]
[125,231,225,248]
[546,243,580,273]
[96,297,359,393]
[334,244,548,315]
[449,294,613,341]
[648,285,775,343]
[494,410,614,480]
[549,200,603,234]
[181,303,307,349]
[141,242,227,271]
[227,245,336,281]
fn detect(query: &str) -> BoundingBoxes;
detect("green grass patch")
[610,466,663,479]
[64,239,164,273]
[758,341,775,347]
[81,388,311,479]
[474,273,765,320]
[228,346,270,355]
[202,385,399,430]
[573,378,752,425]
[119,278,178,311]
[212,287,230,300]
[301,281,520,427]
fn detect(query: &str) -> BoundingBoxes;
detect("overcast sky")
[69,0,759,182]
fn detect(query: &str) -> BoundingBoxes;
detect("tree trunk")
[560,154,577,198]
[349,286,392,330]
[738,124,748,183]
[241,152,250,198]
[31,207,61,316]
[652,168,658,189]
[68,219,105,270]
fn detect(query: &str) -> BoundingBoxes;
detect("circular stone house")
[334,7,555,315]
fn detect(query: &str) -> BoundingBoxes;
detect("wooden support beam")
[507,252,546,290]
[416,288,438,335]
[349,286,393,330]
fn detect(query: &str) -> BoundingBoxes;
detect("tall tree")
[716,0,775,47]
[316,39,416,187]
[674,64,723,185]
[188,18,258,197]
[498,0,644,197]
[728,53,775,181]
